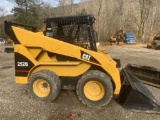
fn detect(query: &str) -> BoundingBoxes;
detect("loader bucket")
[126,64,160,88]
[118,64,160,111]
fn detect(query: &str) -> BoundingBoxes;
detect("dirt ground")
[0,44,160,120]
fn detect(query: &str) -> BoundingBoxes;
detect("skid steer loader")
[4,14,160,111]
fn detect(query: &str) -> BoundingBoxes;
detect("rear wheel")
[28,70,61,102]
[76,70,113,108]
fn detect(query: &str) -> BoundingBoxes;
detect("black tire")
[28,70,61,102]
[76,70,113,108]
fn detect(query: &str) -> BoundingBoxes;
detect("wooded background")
[0,0,160,43]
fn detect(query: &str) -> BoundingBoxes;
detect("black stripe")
[16,71,29,76]
[4,21,20,44]
[15,52,34,77]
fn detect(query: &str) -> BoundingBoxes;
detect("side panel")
[11,26,121,94]
[14,45,38,83]
[30,62,91,77]
[15,52,34,76]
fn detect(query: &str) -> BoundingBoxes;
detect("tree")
[39,3,55,18]
[4,0,160,43]
[0,6,6,17]
[57,0,74,16]
[137,0,153,38]
[76,8,87,15]
[0,6,6,37]
[11,0,42,26]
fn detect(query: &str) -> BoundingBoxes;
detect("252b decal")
[17,62,28,67]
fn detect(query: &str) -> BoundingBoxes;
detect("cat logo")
[82,53,91,61]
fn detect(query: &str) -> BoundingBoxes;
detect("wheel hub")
[33,79,50,98]
[84,81,104,101]
[42,82,48,88]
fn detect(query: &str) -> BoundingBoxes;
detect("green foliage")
[12,0,41,26]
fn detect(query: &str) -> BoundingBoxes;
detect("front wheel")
[76,70,113,108]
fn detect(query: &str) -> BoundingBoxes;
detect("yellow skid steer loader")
[4,14,160,111]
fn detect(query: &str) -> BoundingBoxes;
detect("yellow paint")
[12,26,121,95]
[36,31,44,35]
[15,76,28,84]
[33,79,50,97]
[27,48,42,59]
[30,62,91,77]
[84,81,104,101]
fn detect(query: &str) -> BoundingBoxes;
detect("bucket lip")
[126,63,160,72]
[124,64,160,89]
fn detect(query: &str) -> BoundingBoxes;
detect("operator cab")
[43,14,98,51]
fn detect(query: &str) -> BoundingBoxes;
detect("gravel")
[0,44,160,120]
